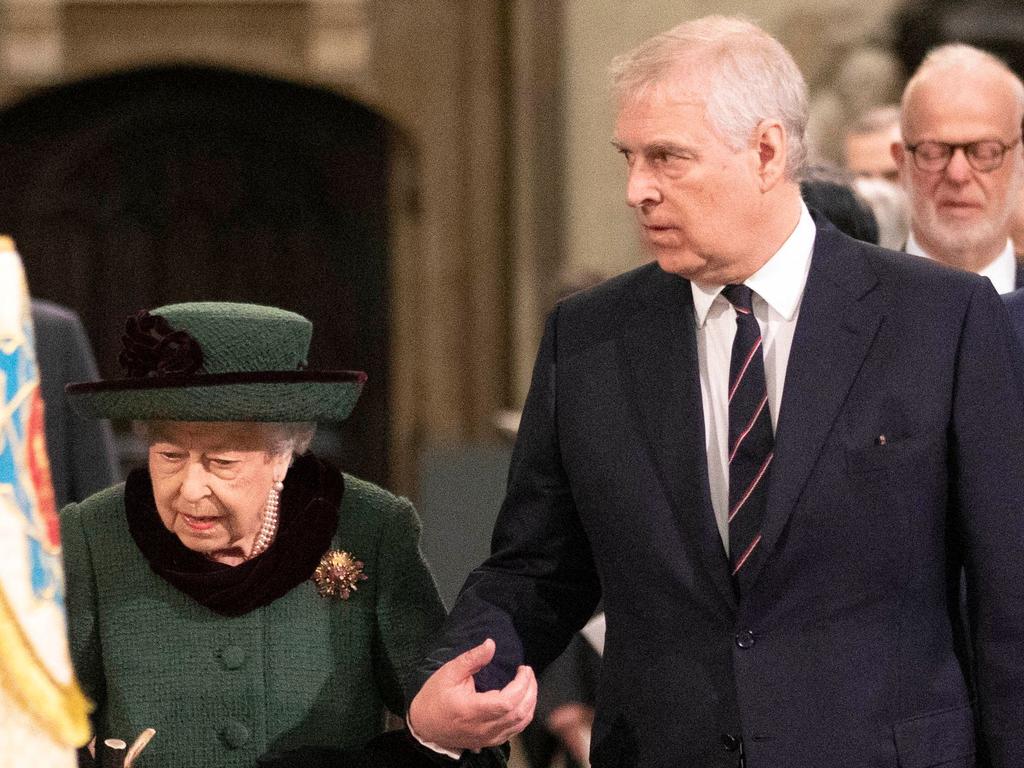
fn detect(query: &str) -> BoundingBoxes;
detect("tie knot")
[722,284,754,314]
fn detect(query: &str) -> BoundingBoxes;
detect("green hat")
[66,302,366,422]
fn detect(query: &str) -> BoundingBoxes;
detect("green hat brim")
[66,371,365,423]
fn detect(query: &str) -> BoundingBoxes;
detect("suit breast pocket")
[845,431,944,476]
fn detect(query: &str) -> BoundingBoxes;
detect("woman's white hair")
[263,423,317,458]
[135,421,316,459]
[609,15,809,179]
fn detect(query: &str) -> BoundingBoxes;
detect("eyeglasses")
[904,138,1022,173]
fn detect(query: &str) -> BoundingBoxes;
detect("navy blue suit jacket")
[1005,286,1024,346]
[420,222,1024,767]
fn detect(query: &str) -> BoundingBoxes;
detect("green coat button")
[220,645,246,670]
[220,721,250,749]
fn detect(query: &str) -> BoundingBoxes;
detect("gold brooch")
[313,549,367,599]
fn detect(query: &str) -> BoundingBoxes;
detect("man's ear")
[891,140,906,169]
[754,119,787,191]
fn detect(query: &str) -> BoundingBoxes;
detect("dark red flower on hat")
[119,310,204,378]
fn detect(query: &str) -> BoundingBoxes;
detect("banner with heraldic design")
[0,237,89,766]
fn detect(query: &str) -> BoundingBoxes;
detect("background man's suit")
[420,221,1024,767]
[31,299,120,507]
[1004,286,1024,345]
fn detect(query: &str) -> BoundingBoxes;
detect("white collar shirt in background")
[691,203,816,553]
[906,231,1017,295]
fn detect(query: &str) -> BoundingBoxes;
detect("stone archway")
[0,64,398,485]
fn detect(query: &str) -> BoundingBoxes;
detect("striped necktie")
[722,284,773,595]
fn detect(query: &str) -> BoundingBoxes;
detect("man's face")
[895,68,1024,264]
[845,124,901,182]
[613,77,765,284]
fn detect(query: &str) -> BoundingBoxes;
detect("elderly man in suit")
[893,44,1024,294]
[409,16,1024,767]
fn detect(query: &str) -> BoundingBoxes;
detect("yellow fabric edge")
[0,586,92,747]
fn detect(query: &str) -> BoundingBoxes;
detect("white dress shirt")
[906,232,1018,295]
[691,203,816,553]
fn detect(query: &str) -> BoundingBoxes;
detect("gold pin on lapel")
[313,550,367,599]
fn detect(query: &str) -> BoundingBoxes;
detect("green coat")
[60,474,446,768]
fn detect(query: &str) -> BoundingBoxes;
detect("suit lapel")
[747,225,884,587]
[618,266,736,613]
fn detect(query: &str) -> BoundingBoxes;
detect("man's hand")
[408,638,538,750]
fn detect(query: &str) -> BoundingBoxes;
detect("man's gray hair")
[609,15,809,178]
[902,43,1024,132]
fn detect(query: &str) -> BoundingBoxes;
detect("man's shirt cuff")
[407,715,463,760]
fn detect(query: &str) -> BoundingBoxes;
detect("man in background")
[844,104,901,182]
[894,44,1024,293]
[840,106,910,250]
[32,299,120,506]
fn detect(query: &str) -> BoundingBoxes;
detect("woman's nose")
[179,459,212,503]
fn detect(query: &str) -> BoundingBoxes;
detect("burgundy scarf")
[125,453,343,616]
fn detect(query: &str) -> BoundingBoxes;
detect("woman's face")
[147,421,291,565]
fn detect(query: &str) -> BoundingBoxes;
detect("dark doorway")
[0,65,396,485]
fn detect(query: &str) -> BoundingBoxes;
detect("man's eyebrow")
[610,139,692,155]
[610,140,680,149]
[646,141,691,155]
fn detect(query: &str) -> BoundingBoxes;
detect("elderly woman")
[61,302,492,768]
